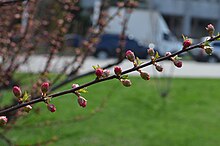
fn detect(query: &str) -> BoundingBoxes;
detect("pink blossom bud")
[121,79,132,87]
[103,69,110,78]
[183,39,192,49]
[47,104,56,112]
[114,66,122,76]
[140,72,150,80]
[165,52,172,57]
[173,60,182,68]
[41,82,50,94]
[155,64,163,72]
[206,24,215,36]
[72,84,79,89]
[147,48,155,56]
[95,68,104,78]
[0,116,7,126]
[125,50,135,62]
[204,46,213,55]
[78,96,87,108]
[12,86,22,98]
[23,105,32,113]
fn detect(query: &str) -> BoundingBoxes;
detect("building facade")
[148,0,220,39]
[80,0,220,39]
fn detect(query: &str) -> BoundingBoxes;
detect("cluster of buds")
[12,86,33,112]
[93,66,110,79]
[0,116,7,126]
[165,52,183,68]
[147,48,164,72]
[72,84,87,108]
[206,24,215,37]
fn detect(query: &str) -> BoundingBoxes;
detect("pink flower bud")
[140,72,150,80]
[147,48,155,56]
[72,84,79,89]
[41,82,50,94]
[114,66,122,76]
[103,69,110,78]
[183,39,192,49]
[78,96,87,108]
[95,68,104,78]
[155,64,163,72]
[165,52,172,57]
[121,79,132,87]
[47,104,56,112]
[0,116,7,126]
[173,60,182,68]
[206,24,215,36]
[12,86,22,98]
[125,50,135,62]
[23,105,32,113]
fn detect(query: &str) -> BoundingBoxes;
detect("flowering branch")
[0,27,219,118]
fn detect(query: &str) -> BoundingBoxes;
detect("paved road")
[18,55,220,78]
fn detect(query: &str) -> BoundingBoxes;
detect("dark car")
[190,40,220,63]
[94,34,148,59]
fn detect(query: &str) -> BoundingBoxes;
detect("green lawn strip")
[2,76,220,146]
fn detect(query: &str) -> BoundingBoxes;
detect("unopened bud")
[155,64,163,72]
[183,39,192,49]
[206,24,215,37]
[0,116,7,126]
[103,69,110,78]
[47,104,56,112]
[204,46,213,55]
[165,52,172,57]
[72,84,79,89]
[23,105,32,113]
[121,79,132,87]
[114,66,122,76]
[125,50,135,62]
[173,60,182,68]
[95,68,104,78]
[41,82,50,94]
[147,48,155,56]
[140,72,150,80]
[12,86,22,98]
[78,96,87,108]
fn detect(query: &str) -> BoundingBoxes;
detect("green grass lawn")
[1,76,220,146]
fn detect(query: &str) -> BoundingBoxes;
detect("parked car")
[64,34,82,48]
[94,34,148,59]
[190,39,220,63]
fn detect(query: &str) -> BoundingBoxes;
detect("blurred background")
[0,0,220,146]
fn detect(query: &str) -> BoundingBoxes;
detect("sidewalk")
[18,55,220,78]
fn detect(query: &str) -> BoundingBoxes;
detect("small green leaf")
[78,88,88,93]
[203,41,211,46]
[217,33,220,40]
[154,51,160,60]
[182,34,186,40]
[92,65,100,70]
[174,55,182,60]
[22,91,29,102]
[136,57,144,66]
[121,75,129,79]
